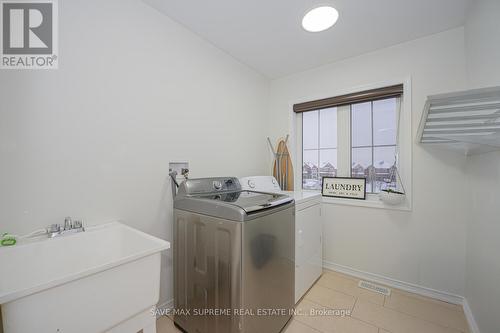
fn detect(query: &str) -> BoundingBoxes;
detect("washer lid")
[174,190,294,221]
[174,177,294,221]
[194,190,292,213]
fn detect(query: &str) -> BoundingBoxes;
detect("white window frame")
[290,79,412,211]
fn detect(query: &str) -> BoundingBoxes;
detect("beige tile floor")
[156,269,469,333]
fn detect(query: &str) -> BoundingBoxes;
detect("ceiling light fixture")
[302,6,339,32]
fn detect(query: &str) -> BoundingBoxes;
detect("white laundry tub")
[0,222,169,333]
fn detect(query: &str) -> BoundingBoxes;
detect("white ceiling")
[144,0,467,78]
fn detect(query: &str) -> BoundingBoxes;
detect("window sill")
[321,193,411,211]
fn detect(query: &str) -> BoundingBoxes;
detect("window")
[298,86,402,193]
[302,108,338,189]
[351,99,397,193]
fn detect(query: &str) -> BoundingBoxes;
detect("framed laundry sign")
[322,177,367,200]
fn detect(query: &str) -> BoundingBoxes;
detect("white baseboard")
[462,298,480,333]
[323,260,463,304]
[157,298,174,310]
[155,299,174,318]
[323,260,480,333]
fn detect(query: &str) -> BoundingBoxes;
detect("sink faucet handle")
[48,224,60,233]
[64,216,73,230]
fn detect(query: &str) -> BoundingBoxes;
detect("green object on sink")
[1,233,17,246]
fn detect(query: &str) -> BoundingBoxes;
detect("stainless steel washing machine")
[173,177,295,333]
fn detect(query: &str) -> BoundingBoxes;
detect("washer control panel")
[239,176,282,192]
[178,177,241,196]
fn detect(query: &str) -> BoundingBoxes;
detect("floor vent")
[358,280,391,296]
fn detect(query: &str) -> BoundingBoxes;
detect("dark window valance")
[293,84,403,113]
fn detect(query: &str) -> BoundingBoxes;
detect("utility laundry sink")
[0,222,169,333]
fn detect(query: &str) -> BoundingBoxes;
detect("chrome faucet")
[64,216,73,230]
[48,216,85,238]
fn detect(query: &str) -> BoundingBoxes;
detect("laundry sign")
[322,177,366,200]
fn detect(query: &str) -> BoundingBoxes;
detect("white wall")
[465,0,500,89]
[464,153,500,333]
[268,28,469,295]
[464,1,500,332]
[0,0,269,306]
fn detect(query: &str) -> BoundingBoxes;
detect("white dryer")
[239,176,323,303]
